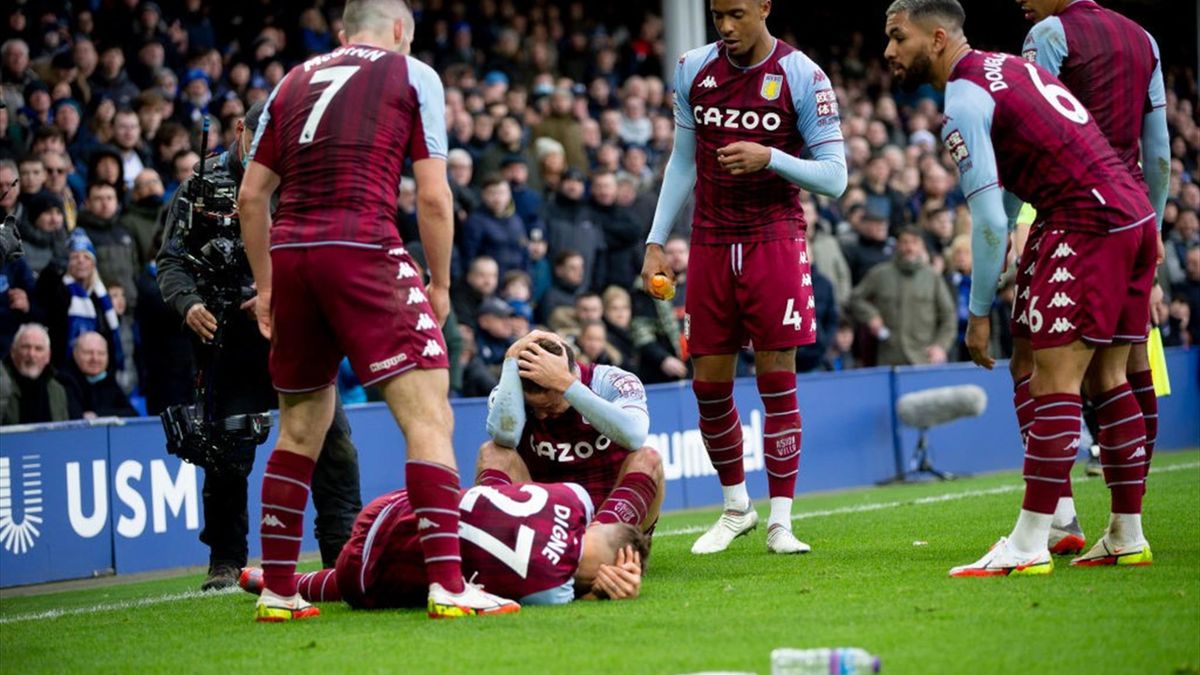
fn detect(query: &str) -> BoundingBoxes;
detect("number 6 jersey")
[941,50,1152,234]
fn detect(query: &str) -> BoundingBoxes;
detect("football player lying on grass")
[241,481,648,611]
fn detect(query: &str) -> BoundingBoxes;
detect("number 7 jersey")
[248,44,447,250]
[941,50,1152,234]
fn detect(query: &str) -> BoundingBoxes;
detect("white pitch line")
[1,461,1196,624]
[0,586,239,625]
[655,460,1200,539]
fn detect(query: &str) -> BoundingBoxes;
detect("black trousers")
[195,312,362,568]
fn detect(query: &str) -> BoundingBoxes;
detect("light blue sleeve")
[406,56,449,160]
[1022,16,1068,77]
[647,47,715,246]
[485,358,526,448]
[520,580,575,606]
[563,365,650,451]
[943,80,1006,317]
[769,52,847,197]
[1141,33,1170,230]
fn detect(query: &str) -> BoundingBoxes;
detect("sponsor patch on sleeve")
[814,89,839,118]
[945,129,972,173]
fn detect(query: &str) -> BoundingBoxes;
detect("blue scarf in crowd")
[63,272,124,371]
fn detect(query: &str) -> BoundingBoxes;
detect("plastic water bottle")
[771,647,881,674]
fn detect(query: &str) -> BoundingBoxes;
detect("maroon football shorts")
[684,237,816,356]
[336,497,426,610]
[269,245,449,393]
[1011,218,1156,349]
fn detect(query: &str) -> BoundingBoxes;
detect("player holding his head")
[239,0,517,620]
[477,330,665,534]
[1015,0,1170,557]
[883,0,1157,576]
[642,0,847,555]
[240,482,650,607]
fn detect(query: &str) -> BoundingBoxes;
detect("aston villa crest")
[761,74,783,101]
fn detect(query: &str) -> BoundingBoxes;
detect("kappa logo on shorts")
[1049,317,1076,334]
[396,262,418,279]
[415,313,437,330]
[1025,260,1036,276]
[261,514,285,528]
[1051,243,1076,259]
[799,251,808,264]
[809,318,818,333]
[683,313,691,340]
[1049,268,1076,283]
[1019,286,1030,300]
[406,287,427,305]
[1016,311,1029,325]
[422,340,444,357]
[1048,292,1075,308]
[387,247,407,256]
[801,273,812,287]
[807,296,815,310]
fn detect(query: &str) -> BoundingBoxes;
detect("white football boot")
[427,579,520,619]
[766,523,811,554]
[691,505,759,554]
[949,537,1053,577]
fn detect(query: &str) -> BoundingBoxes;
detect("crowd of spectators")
[1,1,1198,424]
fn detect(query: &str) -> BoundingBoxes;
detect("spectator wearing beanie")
[32,230,124,373]
[17,190,70,275]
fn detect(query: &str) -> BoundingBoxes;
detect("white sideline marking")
[656,461,1200,539]
[1,462,1196,625]
[0,587,239,625]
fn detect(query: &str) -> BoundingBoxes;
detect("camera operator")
[157,102,362,591]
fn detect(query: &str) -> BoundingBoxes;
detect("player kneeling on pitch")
[240,482,649,607]
[476,330,665,535]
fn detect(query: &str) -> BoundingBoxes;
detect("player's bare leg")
[380,369,519,617]
[753,348,809,554]
[474,440,533,488]
[1013,338,1085,554]
[690,353,758,554]
[595,447,665,533]
[1073,343,1153,567]
[952,341,1093,577]
[255,386,337,621]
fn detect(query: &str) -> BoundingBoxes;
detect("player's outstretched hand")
[427,282,451,327]
[593,545,642,600]
[641,244,673,299]
[253,291,272,340]
[517,341,575,392]
[965,314,994,370]
[716,141,772,176]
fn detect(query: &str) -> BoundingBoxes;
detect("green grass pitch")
[2,450,1198,674]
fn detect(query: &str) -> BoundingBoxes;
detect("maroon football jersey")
[1022,0,1164,182]
[341,482,591,605]
[676,40,843,245]
[942,50,1152,234]
[516,363,638,508]
[457,482,592,603]
[248,44,447,249]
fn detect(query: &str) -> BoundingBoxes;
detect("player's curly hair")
[520,337,578,394]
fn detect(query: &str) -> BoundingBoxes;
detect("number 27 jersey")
[248,44,447,250]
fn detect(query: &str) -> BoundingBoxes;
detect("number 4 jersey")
[248,44,446,250]
[941,50,1152,234]
[335,483,593,609]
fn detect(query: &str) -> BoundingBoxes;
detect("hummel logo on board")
[699,76,718,89]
